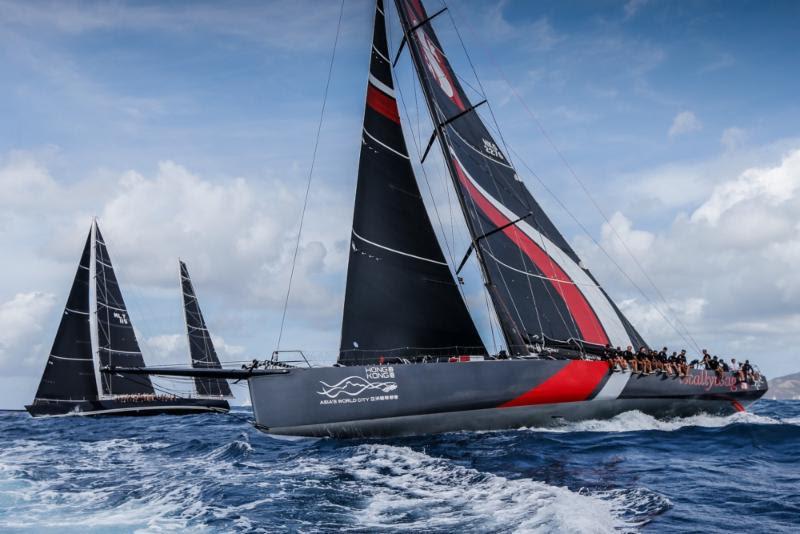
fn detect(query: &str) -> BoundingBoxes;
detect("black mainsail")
[32,232,98,402]
[93,221,155,396]
[180,260,233,398]
[394,0,647,354]
[338,0,485,364]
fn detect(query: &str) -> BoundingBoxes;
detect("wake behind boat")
[26,221,230,417]
[108,0,767,437]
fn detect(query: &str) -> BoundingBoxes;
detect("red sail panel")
[366,84,400,124]
[451,156,609,346]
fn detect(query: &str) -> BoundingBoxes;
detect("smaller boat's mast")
[88,218,105,399]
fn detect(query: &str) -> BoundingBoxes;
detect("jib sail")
[179,260,233,398]
[338,0,485,364]
[394,0,647,354]
[32,231,98,402]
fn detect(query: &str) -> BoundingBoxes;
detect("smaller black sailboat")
[179,260,234,401]
[26,221,229,417]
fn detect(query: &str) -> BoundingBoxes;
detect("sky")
[1,0,799,408]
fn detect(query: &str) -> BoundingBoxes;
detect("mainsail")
[93,221,155,395]
[338,0,485,363]
[32,232,98,402]
[179,261,233,398]
[394,0,647,354]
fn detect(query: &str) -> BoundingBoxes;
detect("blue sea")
[1,400,798,533]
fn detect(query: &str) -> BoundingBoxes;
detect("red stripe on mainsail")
[451,155,609,345]
[500,360,609,408]
[367,84,400,124]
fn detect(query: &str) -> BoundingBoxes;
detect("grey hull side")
[248,360,767,438]
[260,398,743,438]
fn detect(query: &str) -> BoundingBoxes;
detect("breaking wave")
[521,409,787,434]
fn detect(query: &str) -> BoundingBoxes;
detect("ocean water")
[0,401,798,533]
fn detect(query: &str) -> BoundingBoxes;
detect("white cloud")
[668,110,702,137]
[720,127,747,152]
[576,147,800,376]
[692,149,800,225]
[0,292,56,373]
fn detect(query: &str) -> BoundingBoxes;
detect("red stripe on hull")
[367,84,400,124]
[500,360,610,408]
[450,156,609,345]
[731,400,745,412]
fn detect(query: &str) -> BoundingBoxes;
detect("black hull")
[25,397,230,418]
[248,360,767,438]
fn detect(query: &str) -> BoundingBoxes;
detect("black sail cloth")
[338,0,485,364]
[94,223,155,395]
[394,0,647,354]
[180,261,233,398]
[33,232,98,401]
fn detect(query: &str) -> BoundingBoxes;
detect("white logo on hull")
[317,366,399,405]
[317,376,397,398]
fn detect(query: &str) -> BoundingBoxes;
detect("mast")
[338,0,485,364]
[393,0,647,354]
[89,219,103,397]
[179,260,232,398]
[32,229,99,403]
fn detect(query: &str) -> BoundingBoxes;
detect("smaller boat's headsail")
[338,0,486,364]
[93,221,155,396]
[179,261,233,398]
[32,229,98,403]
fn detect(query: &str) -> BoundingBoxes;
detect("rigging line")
[393,42,499,348]
[504,142,698,350]
[393,44,460,275]
[275,0,346,351]
[441,2,696,351]
[489,62,700,351]
[440,3,558,342]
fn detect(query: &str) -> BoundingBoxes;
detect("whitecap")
[520,410,782,434]
[342,444,661,532]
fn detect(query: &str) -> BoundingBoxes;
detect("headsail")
[180,261,233,398]
[32,231,98,402]
[338,0,485,364]
[93,221,155,395]
[394,0,647,354]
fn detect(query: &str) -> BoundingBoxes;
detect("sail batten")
[394,0,647,353]
[180,261,233,398]
[338,0,485,363]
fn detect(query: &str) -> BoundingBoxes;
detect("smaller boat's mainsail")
[179,261,233,398]
[93,222,155,396]
[338,0,485,364]
[32,232,98,402]
[394,0,648,354]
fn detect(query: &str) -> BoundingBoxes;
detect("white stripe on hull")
[592,371,632,401]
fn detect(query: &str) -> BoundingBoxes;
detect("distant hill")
[768,372,800,400]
